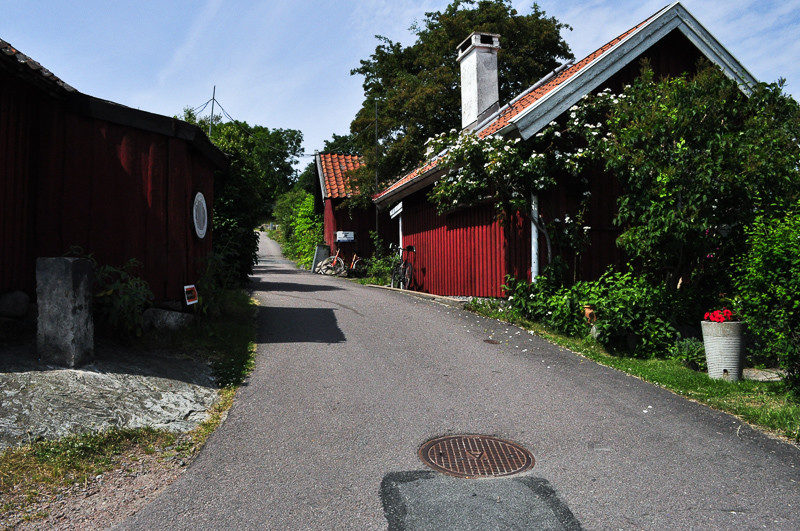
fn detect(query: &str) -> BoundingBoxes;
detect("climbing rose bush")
[425,130,554,216]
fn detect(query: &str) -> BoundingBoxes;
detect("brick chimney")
[457,32,500,130]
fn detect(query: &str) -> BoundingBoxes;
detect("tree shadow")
[256,306,345,344]
[249,279,344,293]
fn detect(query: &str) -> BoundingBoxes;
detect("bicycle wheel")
[332,256,346,276]
[317,256,338,275]
[391,265,402,288]
[402,263,413,289]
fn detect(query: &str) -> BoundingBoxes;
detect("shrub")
[504,267,679,357]
[94,258,154,337]
[668,338,707,371]
[272,189,323,268]
[365,231,396,282]
[735,204,800,393]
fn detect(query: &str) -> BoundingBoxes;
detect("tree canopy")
[181,108,303,281]
[347,0,573,198]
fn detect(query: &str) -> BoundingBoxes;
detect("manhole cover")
[419,435,534,478]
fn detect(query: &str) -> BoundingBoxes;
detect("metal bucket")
[701,321,744,381]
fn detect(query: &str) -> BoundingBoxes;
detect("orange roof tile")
[374,7,663,203]
[478,14,655,137]
[318,153,364,199]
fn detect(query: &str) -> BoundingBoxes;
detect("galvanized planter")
[701,321,744,381]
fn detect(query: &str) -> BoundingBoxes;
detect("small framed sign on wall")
[184,285,199,305]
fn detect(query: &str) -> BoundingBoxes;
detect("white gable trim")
[507,2,758,140]
[315,152,328,200]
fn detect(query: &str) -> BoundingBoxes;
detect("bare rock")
[142,308,194,332]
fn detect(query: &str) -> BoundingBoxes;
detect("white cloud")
[156,0,224,87]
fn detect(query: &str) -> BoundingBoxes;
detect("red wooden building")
[374,2,756,298]
[314,152,390,261]
[0,37,226,302]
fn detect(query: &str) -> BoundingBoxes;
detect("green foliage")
[567,66,800,290]
[94,259,154,337]
[347,0,572,195]
[365,231,397,282]
[426,131,554,216]
[272,189,323,268]
[735,202,800,393]
[195,249,240,318]
[503,268,679,357]
[668,338,707,372]
[180,108,303,283]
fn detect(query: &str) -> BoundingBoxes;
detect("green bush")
[736,203,800,393]
[504,267,679,357]
[272,189,323,268]
[365,231,396,282]
[668,338,707,371]
[94,259,154,337]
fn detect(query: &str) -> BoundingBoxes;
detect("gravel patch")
[2,446,187,529]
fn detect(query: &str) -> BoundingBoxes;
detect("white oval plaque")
[193,192,208,239]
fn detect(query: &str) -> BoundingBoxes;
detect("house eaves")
[490,2,758,141]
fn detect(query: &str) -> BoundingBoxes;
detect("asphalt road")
[123,234,800,529]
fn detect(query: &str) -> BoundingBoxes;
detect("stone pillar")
[36,257,94,367]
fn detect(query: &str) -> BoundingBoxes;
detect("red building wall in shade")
[1,65,217,302]
[400,189,530,298]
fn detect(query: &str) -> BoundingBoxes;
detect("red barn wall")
[401,189,529,298]
[0,68,215,302]
[324,198,391,262]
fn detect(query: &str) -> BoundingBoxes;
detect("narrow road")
[124,234,800,529]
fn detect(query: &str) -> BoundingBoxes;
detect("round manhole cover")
[419,435,534,478]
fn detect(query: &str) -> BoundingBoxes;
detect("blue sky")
[2,1,798,166]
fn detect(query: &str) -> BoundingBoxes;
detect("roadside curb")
[364,284,467,308]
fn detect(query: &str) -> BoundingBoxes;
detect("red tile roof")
[374,6,664,203]
[478,14,656,137]
[318,153,364,199]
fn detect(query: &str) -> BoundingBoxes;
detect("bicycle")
[315,248,346,276]
[390,244,415,289]
[315,249,365,277]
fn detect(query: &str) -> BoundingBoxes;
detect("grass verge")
[0,289,258,522]
[466,299,800,442]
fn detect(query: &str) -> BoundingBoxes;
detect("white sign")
[192,192,208,239]
[336,231,355,242]
[389,201,403,219]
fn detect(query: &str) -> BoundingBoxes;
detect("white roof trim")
[315,152,328,200]
[506,2,758,140]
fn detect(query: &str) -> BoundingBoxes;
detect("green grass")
[0,289,258,521]
[349,275,390,286]
[466,299,800,442]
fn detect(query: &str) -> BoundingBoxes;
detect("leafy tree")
[181,108,303,282]
[272,189,323,268]
[348,0,573,197]
[735,202,800,391]
[585,67,800,290]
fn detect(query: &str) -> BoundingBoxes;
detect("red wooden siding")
[401,190,529,298]
[1,68,215,301]
[323,198,392,262]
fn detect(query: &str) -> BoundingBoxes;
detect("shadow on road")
[249,279,344,293]
[256,306,346,344]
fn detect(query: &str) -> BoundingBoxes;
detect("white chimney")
[457,32,500,130]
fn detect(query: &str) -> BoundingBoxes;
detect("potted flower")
[701,308,744,381]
